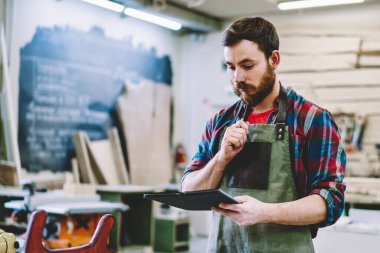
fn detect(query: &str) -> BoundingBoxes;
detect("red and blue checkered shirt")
[183,87,346,237]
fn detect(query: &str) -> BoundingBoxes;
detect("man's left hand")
[212,195,271,226]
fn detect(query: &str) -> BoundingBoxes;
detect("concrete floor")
[188,232,380,253]
[188,236,208,253]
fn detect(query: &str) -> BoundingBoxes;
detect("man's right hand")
[218,119,250,165]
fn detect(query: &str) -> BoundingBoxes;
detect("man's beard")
[233,64,276,107]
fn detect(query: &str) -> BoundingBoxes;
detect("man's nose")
[233,69,245,84]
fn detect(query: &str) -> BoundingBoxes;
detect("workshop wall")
[5,0,180,182]
[177,1,380,238]
[179,1,380,163]
[0,0,5,26]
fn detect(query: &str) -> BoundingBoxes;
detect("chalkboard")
[18,26,172,172]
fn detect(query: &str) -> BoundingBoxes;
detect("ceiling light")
[80,0,182,31]
[278,0,365,10]
[81,0,124,13]
[124,8,182,31]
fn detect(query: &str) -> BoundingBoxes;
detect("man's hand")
[181,120,249,191]
[212,195,270,226]
[218,120,250,164]
[212,194,328,226]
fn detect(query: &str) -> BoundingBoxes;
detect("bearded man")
[181,17,346,253]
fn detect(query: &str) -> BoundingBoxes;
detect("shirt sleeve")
[181,117,214,184]
[306,110,346,227]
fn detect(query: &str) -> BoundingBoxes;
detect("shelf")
[154,217,190,252]
[97,187,154,250]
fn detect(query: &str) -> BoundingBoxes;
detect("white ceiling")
[167,0,376,20]
[168,0,278,19]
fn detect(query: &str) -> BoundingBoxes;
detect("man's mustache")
[237,82,252,90]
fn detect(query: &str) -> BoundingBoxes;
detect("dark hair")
[222,17,279,58]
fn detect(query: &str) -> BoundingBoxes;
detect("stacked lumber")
[72,128,130,185]
[345,177,380,204]
[277,33,380,179]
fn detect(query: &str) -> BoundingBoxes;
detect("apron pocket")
[227,142,271,190]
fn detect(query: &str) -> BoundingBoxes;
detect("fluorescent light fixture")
[81,0,124,13]
[124,8,182,31]
[80,0,182,31]
[278,0,365,10]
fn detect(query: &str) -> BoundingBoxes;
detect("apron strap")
[275,84,287,140]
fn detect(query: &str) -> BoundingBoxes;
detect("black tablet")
[143,189,240,210]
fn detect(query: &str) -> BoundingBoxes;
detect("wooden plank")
[280,36,360,54]
[72,132,97,184]
[0,25,21,186]
[78,128,130,185]
[280,69,380,87]
[359,55,380,67]
[362,116,380,144]
[63,183,96,195]
[345,177,380,203]
[345,176,380,186]
[314,87,380,102]
[346,152,379,177]
[0,160,18,186]
[71,158,80,184]
[279,54,357,72]
[107,128,130,184]
[87,139,118,185]
[361,40,380,52]
[321,101,380,115]
[117,80,172,185]
[150,83,172,184]
[117,81,154,185]
[19,170,66,190]
[83,135,107,185]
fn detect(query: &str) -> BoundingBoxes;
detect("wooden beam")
[280,54,357,72]
[72,132,97,184]
[0,24,21,186]
[0,160,18,186]
[280,36,360,54]
[107,128,130,184]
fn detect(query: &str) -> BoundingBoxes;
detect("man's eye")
[227,65,235,71]
[242,65,254,70]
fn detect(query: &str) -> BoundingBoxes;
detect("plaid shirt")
[183,87,346,237]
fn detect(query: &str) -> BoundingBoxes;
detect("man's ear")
[270,50,280,70]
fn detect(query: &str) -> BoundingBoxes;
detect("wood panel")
[361,40,380,52]
[72,132,97,184]
[88,140,117,184]
[280,69,380,87]
[117,80,172,185]
[359,55,380,67]
[314,87,380,102]
[319,101,380,114]
[87,130,129,185]
[362,116,380,145]
[107,128,130,184]
[0,160,18,186]
[280,36,360,54]
[280,54,357,72]
[320,101,380,115]
[0,25,20,186]
[71,158,80,184]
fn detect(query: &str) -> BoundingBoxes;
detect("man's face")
[224,40,276,107]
